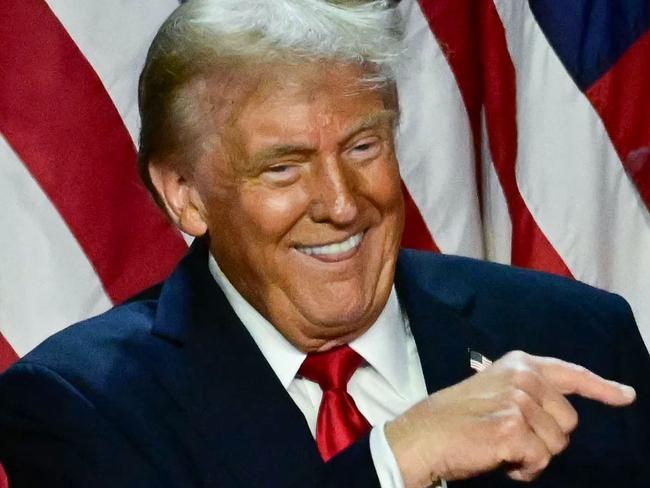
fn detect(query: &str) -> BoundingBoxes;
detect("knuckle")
[513,460,547,482]
[505,350,529,364]
[545,434,564,455]
[536,453,551,472]
[565,409,579,432]
[510,469,537,482]
[510,388,531,409]
[527,448,551,477]
[555,434,570,453]
[520,471,539,482]
[508,366,535,390]
[498,409,526,438]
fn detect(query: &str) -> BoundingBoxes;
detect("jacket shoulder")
[398,248,628,309]
[11,291,167,389]
[397,248,634,345]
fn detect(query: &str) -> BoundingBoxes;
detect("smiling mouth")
[295,232,364,259]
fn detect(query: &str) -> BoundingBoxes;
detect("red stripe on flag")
[401,182,440,252]
[586,29,650,210]
[0,333,18,373]
[418,0,482,177]
[0,0,187,304]
[480,1,573,276]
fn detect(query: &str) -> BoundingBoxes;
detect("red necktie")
[299,345,371,461]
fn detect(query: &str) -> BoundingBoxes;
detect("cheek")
[362,158,404,214]
[240,185,308,239]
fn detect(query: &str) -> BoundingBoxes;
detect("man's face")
[190,62,404,352]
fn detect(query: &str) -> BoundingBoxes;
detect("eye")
[353,143,372,152]
[268,165,291,173]
[347,137,381,161]
[261,164,301,185]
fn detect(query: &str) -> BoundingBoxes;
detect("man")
[0,0,648,486]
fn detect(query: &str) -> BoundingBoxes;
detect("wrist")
[385,417,442,488]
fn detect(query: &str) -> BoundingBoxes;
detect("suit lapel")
[395,250,496,394]
[151,239,322,486]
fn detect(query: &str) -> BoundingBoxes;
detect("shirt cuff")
[369,423,448,488]
[369,422,405,488]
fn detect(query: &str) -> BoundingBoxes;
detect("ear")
[148,163,208,237]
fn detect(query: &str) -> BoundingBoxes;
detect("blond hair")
[137,0,401,206]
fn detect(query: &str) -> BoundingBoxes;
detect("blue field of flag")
[529,0,650,90]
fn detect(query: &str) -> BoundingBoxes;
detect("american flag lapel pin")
[468,349,492,372]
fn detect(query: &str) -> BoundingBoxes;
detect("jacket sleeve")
[612,295,650,485]
[0,361,382,488]
[0,362,164,488]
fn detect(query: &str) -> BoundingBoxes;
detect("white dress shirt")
[209,256,446,488]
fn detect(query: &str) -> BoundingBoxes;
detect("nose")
[308,158,359,225]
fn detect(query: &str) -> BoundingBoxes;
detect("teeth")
[297,232,363,256]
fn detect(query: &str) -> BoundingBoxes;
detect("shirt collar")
[348,288,411,397]
[208,255,411,395]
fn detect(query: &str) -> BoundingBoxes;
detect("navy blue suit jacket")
[1,239,649,487]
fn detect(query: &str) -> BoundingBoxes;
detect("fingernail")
[621,385,636,399]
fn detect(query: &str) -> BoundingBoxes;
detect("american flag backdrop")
[1,0,649,378]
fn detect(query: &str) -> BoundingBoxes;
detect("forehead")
[217,62,393,154]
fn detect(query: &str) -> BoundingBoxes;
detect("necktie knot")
[299,345,364,390]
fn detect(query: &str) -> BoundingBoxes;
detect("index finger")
[533,356,636,406]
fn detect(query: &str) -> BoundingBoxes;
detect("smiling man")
[155,61,404,351]
[1,1,649,487]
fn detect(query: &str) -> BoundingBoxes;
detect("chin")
[303,295,376,331]
[285,290,387,351]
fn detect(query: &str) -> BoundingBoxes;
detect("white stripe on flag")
[0,135,112,356]
[45,0,178,145]
[395,0,484,259]
[480,109,513,265]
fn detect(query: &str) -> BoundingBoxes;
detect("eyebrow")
[244,145,313,173]
[252,145,313,163]
[341,109,398,142]
[246,109,398,171]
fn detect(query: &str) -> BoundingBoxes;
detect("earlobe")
[179,201,208,237]
[148,162,208,237]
